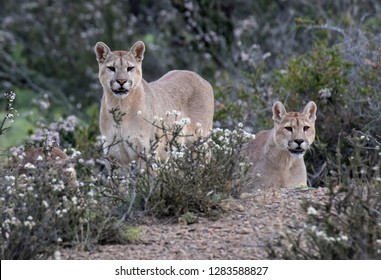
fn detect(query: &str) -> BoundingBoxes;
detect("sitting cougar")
[245,101,317,188]
[94,41,214,168]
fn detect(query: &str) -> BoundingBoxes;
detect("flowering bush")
[0,96,254,258]
[0,94,115,259]
[101,111,254,218]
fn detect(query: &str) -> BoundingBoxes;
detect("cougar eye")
[107,66,116,72]
[285,126,293,132]
[127,66,135,72]
[303,126,310,132]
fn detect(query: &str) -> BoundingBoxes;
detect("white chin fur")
[113,92,128,99]
[290,152,305,159]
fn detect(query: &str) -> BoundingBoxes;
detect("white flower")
[137,110,142,116]
[42,200,49,208]
[171,151,185,159]
[307,206,318,216]
[244,131,255,140]
[23,162,36,169]
[174,117,191,126]
[172,110,181,116]
[5,176,15,182]
[316,230,326,238]
[262,52,271,59]
[71,196,78,205]
[318,88,332,99]
[52,181,65,191]
[338,235,348,242]
[24,221,33,229]
[54,250,62,260]
[65,166,76,175]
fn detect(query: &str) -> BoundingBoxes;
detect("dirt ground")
[60,187,327,260]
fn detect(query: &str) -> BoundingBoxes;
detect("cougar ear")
[94,42,111,64]
[272,101,287,123]
[303,101,317,122]
[130,41,145,62]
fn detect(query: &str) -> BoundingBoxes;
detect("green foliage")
[275,42,350,103]
[179,212,198,225]
[124,226,143,243]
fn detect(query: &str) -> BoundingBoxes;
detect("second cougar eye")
[285,126,293,132]
[127,66,135,72]
[107,66,116,72]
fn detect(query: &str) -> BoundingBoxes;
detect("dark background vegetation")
[1,0,381,259]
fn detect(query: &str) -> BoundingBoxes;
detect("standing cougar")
[94,41,214,167]
[245,101,317,188]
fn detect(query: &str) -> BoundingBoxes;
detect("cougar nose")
[294,139,304,146]
[116,79,127,85]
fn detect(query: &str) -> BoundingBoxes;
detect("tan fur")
[94,41,214,167]
[245,101,317,188]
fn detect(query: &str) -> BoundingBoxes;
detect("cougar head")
[94,41,145,99]
[272,101,317,159]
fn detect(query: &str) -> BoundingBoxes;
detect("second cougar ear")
[272,101,287,123]
[303,101,317,122]
[130,41,145,62]
[94,42,111,64]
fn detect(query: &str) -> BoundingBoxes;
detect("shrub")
[100,111,254,219]
[0,102,254,258]
[0,95,123,259]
